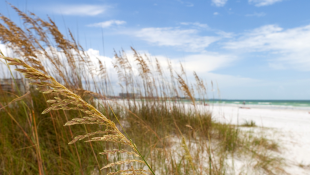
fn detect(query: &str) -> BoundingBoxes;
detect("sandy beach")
[114,100,310,174]
[207,104,310,174]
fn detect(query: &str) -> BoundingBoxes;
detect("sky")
[1,0,310,100]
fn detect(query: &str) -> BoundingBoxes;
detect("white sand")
[206,104,310,174]
[103,100,310,174]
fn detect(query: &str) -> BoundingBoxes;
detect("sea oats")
[181,137,195,170]
[176,73,195,106]
[0,54,154,175]
[107,169,150,175]
[101,160,145,170]
[99,149,139,157]
[68,131,112,144]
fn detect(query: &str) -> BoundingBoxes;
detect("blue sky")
[1,0,310,99]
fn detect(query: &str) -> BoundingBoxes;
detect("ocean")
[202,99,310,110]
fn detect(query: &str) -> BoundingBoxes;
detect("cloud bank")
[224,24,310,71]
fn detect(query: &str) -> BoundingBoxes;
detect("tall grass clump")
[0,5,284,175]
[0,53,154,175]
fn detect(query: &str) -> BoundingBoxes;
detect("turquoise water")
[202,99,310,110]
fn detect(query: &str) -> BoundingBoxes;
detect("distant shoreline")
[201,103,310,111]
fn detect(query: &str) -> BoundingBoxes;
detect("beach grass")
[0,5,284,175]
[241,120,257,127]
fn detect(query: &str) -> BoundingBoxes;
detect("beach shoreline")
[198,102,310,111]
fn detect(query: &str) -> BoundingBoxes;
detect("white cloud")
[249,0,283,7]
[224,25,309,51]
[88,20,126,28]
[246,12,266,17]
[180,22,208,28]
[50,5,108,16]
[214,12,219,15]
[212,0,228,7]
[180,53,237,72]
[224,24,310,71]
[216,31,234,38]
[131,27,220,52]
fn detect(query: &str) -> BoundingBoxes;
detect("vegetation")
[242,120,256,127]
[0,6,284,175]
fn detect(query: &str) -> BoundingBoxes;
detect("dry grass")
[0,5,284,175]
[0,54,154,175]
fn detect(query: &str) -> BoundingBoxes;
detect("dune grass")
[241,120,257,127]
[0,5,284,175]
